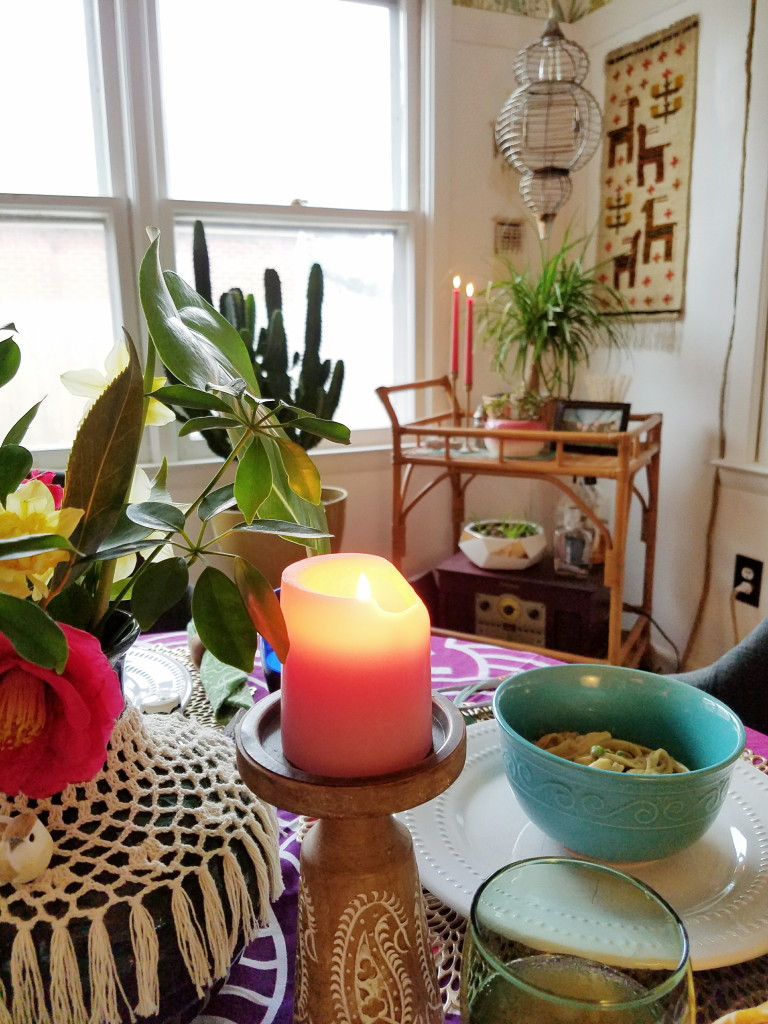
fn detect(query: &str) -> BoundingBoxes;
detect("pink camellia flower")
[24,470,64,509]
[0,624,125,798]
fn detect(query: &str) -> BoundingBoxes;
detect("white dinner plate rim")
[400,718,768,971]
[122,645,193,712]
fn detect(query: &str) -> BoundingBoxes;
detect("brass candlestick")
[450,369,460,425]
[235,692,466,1024]
[460,382,474,452]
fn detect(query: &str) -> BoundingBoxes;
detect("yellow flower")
[61,339,175,426]
[0,480,83,600]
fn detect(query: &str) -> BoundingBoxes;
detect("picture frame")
[552,400,631,455]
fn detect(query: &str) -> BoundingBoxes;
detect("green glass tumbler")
[461,857,695,1024]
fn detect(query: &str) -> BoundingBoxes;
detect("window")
[0,0,419,462]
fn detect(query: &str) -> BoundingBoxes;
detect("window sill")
[712,459,768,496]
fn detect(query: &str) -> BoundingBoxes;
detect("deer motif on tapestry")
[613,230,642,289]
[607,96,640,168]
[641,197,677,263]
[636,124,670,186]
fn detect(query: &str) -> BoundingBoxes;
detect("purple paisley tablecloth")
[139,633,768,1024]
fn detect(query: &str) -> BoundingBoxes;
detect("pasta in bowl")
[492,664,745,863]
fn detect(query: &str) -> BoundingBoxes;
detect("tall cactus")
[187,220,344,453]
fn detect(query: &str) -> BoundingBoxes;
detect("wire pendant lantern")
[495,5,602,238]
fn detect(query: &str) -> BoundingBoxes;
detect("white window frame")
[2,0,422,470]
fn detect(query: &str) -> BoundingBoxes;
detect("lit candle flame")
[356,573,372,600]
[466,283,474,298]
[453,275,461,288]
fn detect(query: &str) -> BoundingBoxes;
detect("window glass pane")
[0,1,102,196]
[0,219,116,451]
[174,222,395,433]
[158,0,395,210]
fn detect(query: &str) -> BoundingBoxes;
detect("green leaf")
[126,500,186,533]
[0,595,68,671]
[192,566,257,673]
[272,436,322,504]
[0,445,33,505]
[280,415,351,445]
[150,383,234,412]
[139,234,259,393]
[234,557,290,662]
[0,533,76,560]
[2,400,43,447]
[199,484,236,522]
[165,272,260,390]
[0,336,21,388]
[178,414,243,436]
[63,333,144,556]
[234,438,273,523]
[149,459,171,503]
[230,519,331,538]
[130,557,189,631]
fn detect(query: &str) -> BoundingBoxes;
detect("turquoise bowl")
[493,664,745,863]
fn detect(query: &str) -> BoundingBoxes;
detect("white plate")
[400,719,768,971]
[122,646,193,713]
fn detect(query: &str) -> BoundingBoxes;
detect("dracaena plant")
[0,231,350,676]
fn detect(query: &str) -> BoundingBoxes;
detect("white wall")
[420,0,768,668]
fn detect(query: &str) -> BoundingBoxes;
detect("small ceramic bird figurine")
[0,812,54,885]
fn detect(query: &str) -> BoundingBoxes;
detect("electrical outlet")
[734,554,763,607]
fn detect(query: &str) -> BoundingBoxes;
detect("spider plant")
[479,234,630,397]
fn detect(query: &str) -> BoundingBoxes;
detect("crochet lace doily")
[0,707,282,1024]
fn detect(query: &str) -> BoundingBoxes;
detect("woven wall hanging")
[596,16,699,331]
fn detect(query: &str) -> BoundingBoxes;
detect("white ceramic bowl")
[459,520,547,571]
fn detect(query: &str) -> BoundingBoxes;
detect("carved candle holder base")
[235,692,466,1024]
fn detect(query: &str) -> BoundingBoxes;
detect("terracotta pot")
[484,418,547,458]
[213,485,348,589]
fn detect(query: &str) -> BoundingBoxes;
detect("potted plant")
[459,517,547,571]
[479,234,630,400]
[481,385,548,458]
[0,232,350,682]
[180,221,348,583]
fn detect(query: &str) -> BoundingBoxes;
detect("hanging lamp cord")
[682,0,756,665]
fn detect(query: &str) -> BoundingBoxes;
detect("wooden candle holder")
[235,692,466,1024]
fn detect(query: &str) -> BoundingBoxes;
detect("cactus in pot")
[187,221,344,454]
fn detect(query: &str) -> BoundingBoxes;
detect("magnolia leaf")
[272,436,322,504]
[198,484,236,522]
[2,401,42,448]
[130,556,189,631]
[178,414,242,437]
[126,500,186,533]
[63,333,144,555]
[150,383,233,412]
[0,445,33,505]
[0,533,76,560]
[234,557,289,663]
[0,595,68,671]
[0,336,21,388]
[234,438,273,523]
[192,566,257,673]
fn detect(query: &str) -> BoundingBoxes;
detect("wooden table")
[139,633,768,1024]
